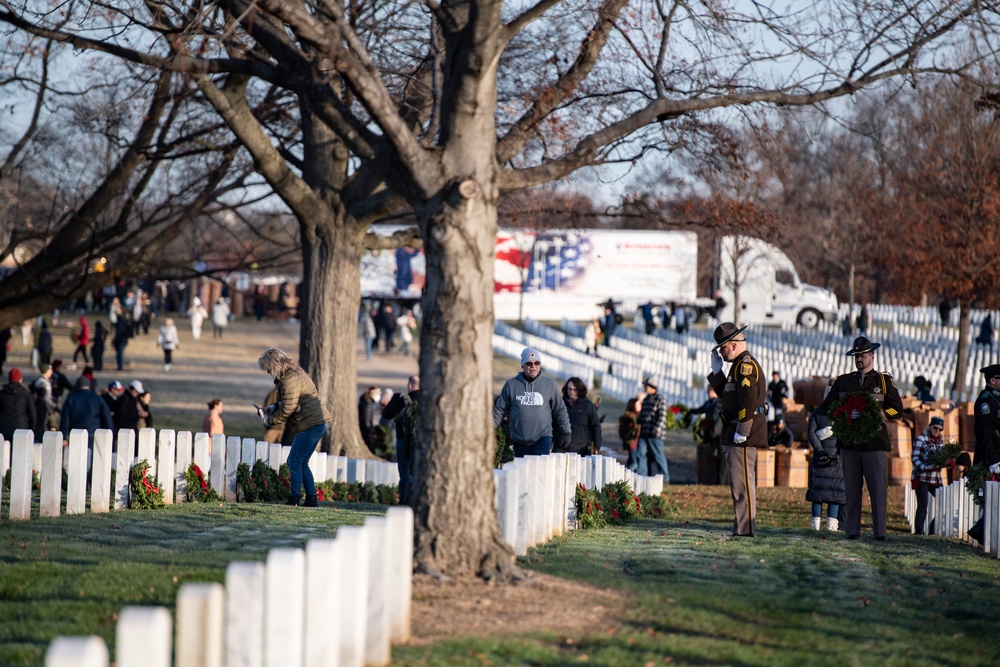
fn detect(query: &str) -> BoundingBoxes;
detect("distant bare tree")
[886,75,1000,395]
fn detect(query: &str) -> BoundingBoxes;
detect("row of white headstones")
[2,428,664,666]
[904,478,1000,558]
[0,428,400,518]
[46,506,415,667]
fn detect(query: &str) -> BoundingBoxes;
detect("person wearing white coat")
[211,298,231,338]
[157,318,181,371]
[188,297,208,340]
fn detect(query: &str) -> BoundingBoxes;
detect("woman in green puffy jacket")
[257,348,332,507]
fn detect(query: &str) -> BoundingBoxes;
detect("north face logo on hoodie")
[515,391,544,407]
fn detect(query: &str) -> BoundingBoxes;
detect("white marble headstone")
[117,606,171,667]
[40,431,63,518]
[9,429,34,521]
[175,582,224,667]
[265,548,305,667]
[45,636,108,667]
[65,429,89,515]
[225,561,265,667]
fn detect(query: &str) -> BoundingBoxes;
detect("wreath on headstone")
[965,462,1000,506]
[235,461,291,502]
[829,392,883,448]
[183,463,221,502]
[129,459,165,509]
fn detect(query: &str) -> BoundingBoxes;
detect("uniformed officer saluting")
[708,322,767,537]
[965,364,1000,543]
[817,336,903,542]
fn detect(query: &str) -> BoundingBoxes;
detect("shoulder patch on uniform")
[741,378,750,387]
[740,362,752,376]
[982,403,991,415]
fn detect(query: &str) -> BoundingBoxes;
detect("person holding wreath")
[965,364,1000,543]
[911,415,947,535]
[817,336,903,542]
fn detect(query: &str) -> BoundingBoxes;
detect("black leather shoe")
[874,536,886,542]
[284,495,301,506]
[303,494,319,508]
[847,535,859,541]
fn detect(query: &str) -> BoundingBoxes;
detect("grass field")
[2,485,998,666]
[393,486,1000,667]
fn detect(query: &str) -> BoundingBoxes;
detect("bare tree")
[4,0,1000,579]
[886,75,1000,395]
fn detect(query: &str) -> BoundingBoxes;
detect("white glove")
[733,432,747,444]
[816,426,834,440]
[711,349,724,374]
[990,463,1000,475]
[850,409,860,420]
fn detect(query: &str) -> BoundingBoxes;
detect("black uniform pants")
[842,449,887,538]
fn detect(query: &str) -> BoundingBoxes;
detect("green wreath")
[129,459,165,509]
[184,463,221,502]
[965,462,1000,506]
[927,442,963,469]
[829,392,883,448]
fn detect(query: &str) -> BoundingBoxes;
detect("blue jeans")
[364,337,374,360]
[812,502,841,519]
[513,436,552,457]
[637,437,669,482]
[396,435,412,504]
[288,423,327,497]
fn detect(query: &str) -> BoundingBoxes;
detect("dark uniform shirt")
[973,387,1000,466]
[817,370,903,451]
[708,350,767,448]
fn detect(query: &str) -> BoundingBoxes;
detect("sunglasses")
[524,361,540,367]
[930,426,943,431]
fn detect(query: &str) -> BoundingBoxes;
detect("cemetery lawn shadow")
[4,486,1000,667]
[394,485,1000,667]
[0,502,383,666]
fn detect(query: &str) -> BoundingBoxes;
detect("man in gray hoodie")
[493,348,571,457]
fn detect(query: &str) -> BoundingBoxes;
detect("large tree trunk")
[953,300,971,400]
[299,219,373,458]
[410,188,516,580]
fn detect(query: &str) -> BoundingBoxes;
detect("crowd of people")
[359,300,417,360]
[8,281,999,543]
[484,313,1000,543]
[0,358,156,449]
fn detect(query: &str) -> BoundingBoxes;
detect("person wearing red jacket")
[72,316,91,366]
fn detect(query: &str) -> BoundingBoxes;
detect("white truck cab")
[718,236,838,328]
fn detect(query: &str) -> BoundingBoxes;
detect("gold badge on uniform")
[741,378,750,387]
[740,362,752,377]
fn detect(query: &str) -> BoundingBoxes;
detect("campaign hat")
[847,336,881,356]
[711,322,747,350]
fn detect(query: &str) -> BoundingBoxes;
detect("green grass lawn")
[0,502,383,666]
[2,487,999,666]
